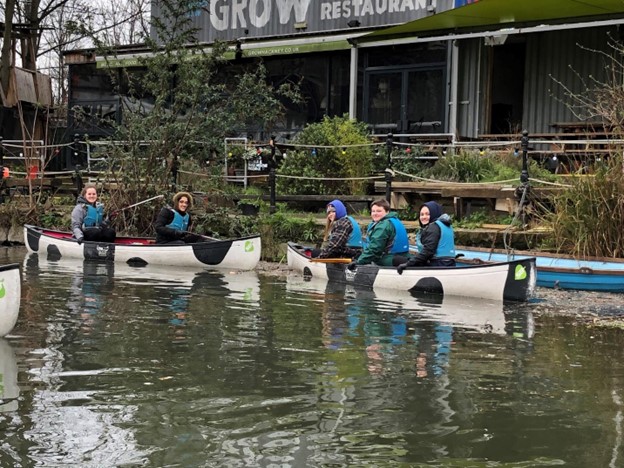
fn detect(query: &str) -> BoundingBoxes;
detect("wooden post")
[520,130,529,183]
[517,130,530,226]
[269,136,276,214]
[385,133,393,203]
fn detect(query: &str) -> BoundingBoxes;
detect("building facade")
[63,0,624,160]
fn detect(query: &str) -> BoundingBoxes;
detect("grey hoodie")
[71,195,104,240]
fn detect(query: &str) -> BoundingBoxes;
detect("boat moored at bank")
[455,246,624,293]
[287,242,536,302]
[24,224,261,270]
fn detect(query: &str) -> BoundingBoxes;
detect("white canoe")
[0,263,20,337]
[287,242,536,302]
[24,224,261,270]
[0,339,19,411]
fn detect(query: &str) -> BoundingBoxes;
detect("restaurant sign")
[152,0,454,42]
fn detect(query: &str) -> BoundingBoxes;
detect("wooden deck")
[373,181,561,218]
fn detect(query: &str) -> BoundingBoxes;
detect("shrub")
[192,209,322,261]
[277,115,375,195]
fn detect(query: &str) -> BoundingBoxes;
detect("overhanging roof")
[96,33,362,68]
[363,0,624,42]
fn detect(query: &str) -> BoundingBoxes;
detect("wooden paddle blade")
[309,258,352,264]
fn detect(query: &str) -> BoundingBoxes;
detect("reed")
[547,157,624,258]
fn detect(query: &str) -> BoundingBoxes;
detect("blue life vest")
[435,219,455,258]
[166,209,190,232]
[83,204,104,228]
[388,217,409,254]
[346,216,363,248]
[415,220,456,258]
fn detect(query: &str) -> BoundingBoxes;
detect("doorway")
[489,42,526,134]
[364,66,446,134]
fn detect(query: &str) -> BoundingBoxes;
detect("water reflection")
[18,254,265,466]
[0,339,19,412]
[285,275,518,460]
[5,246,624,466]
[286,275,517,338]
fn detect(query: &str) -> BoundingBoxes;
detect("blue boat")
[453,246,624,293]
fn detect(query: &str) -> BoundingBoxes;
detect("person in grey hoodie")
[395,201,456,274]
[71,184,116,244]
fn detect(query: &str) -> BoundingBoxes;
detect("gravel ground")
[255,260,292,276]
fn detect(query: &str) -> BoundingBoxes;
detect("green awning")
[363,0,624,41]
[230,39,350,59]
[98,39,351,68]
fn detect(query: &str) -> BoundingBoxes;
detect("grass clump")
[545,157,624,258]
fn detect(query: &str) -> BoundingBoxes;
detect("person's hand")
[183,233,202,243]
[397,262,407,275]
[109,211,119,220]
[347,261,358,271]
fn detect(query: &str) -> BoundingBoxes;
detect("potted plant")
[238,185,264,216]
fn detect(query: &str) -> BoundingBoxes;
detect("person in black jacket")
[154,192,203,244]
[395,201,456,274]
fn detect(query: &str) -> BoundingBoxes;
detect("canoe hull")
[287,243,536,302]
[455,247,624,292]
[0,264,20,337]
[24,225,261,270]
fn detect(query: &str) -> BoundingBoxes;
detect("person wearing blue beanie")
[313,199,363,258]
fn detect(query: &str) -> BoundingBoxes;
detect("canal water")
[2,246,624,467]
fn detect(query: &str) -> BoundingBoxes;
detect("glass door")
[365,67,446,134]
[405,68,445,134]
[365,72,402,133]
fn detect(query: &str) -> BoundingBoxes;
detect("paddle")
[309,258,353,264]
[181,231,216,242]
[112,195,165,216]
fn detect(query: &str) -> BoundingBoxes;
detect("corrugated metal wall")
[523,26,615,133]
[456,26,616,138]
[456,38,482,139]
[151,0,455,43]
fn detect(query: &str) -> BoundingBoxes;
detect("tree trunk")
[0,0,17,96]
[21,0,42,72]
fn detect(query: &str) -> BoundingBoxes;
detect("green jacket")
[356,211,401,266]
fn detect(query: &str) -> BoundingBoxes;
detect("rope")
[392,140,521,148]
[453,140,522,147]
[2,141,73,149]
[392,169,517,185]
[181,169,385,181]
[277,174,385,181]
[529,177,572,188]
[40,170,79,176]
[531,138,624,145]
[277,142,384,149]
[503,183,529,253]
[178,169,268,179]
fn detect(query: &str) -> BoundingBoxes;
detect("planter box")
[239,203,259,216]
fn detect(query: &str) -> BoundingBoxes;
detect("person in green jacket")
[347,198,409,269]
